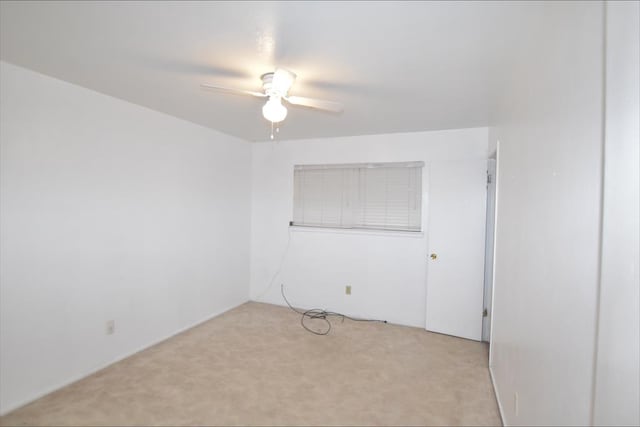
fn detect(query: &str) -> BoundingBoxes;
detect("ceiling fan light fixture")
[262,97,288,123]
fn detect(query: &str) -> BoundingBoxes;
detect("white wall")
[0,62,252,414]
[593,2,640,425]
[250,128,488,329]
[488,2,605,425]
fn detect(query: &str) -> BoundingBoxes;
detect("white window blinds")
[293,162,423,231]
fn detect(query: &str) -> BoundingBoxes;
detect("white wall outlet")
[106,320,115,335]
[345,285,352,295]
[514,391,519,416]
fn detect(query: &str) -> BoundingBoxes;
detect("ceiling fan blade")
[285,96,344,113]
[272,68,297,94]
[200,83,266,98]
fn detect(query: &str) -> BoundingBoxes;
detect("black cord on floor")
[280,284,387,335]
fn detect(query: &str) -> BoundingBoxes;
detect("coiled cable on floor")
[280,283,387,335]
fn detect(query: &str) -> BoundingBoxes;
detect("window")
[292,162,423,232]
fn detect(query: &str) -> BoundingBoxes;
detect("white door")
[482,158,497,342]
[425,160,487,341]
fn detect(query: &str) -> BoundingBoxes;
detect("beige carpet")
[0,302,501,426]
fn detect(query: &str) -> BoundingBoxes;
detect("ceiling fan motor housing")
[261,72,274,94]
[261,69,296,98]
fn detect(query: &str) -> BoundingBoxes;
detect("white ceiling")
[0,1,533,141]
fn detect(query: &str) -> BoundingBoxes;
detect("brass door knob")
[430,253,437,260]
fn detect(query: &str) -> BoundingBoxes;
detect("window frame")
[291,161,424,233]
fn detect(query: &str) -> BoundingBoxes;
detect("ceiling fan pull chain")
[270,121,274,140]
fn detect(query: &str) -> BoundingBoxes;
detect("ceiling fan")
[200,68,343,130]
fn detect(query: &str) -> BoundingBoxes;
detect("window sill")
[289,225,425,238]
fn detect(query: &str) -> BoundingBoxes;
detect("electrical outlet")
[514,391,519,416]
[106,320,115,335]
[345,285,352,295]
